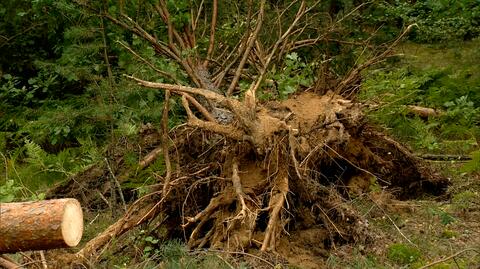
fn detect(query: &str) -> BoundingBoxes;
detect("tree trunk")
[0,198,83,254]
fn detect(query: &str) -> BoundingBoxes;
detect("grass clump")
[138,240,247,269]
[451,190,479,211]
[387,243,422,266]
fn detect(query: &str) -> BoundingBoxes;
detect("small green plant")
[462,150,480,173]
[158,239,187,263]
[428,208,456,225]
[441,229,457,239]
[0,180,22,202]
[387,243,422,265]
[142,235,160,257]
[451,190,478,211]
[268,52,315,100]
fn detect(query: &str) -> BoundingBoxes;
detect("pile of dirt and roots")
[47,90,447,268]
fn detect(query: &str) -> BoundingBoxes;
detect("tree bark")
[0,198,83,254]
[0,255,20,269]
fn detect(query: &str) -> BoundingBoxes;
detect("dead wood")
[407,105,439,118]
[0,255,20,269]
[0,199,83,253]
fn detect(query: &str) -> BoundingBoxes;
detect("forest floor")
[326,163,480,268]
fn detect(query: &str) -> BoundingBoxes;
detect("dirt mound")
[47,90,447,268]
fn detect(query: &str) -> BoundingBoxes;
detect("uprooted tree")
[51,0,447,266]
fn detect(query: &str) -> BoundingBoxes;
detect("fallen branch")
[181,96,245,140]
[419,248,480,269]
[407,105,439,118]
[105,158,127,212]
[138,147,163,169]
[418,154,472,161]
[125,75,229,105]
[162,90,173,195]
[0,255,20,269]
[203,0,218,67]
[74,198,158,262]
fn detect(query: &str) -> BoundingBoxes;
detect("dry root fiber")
[50,91,447,267]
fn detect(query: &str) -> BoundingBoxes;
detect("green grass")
[360,39,480,154]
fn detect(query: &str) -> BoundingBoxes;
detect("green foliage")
[0,180,22,202]
[361,44,480,153]
[387,243,422,265]
[0,161,46,202]
[440,229,457,239]
[142,233,160,257]
[259,52,315,100]
[272,53,315,99]
[428,207,456,225]
[462,150,480,173]
[366,0,480,43]
[137,239,243,269]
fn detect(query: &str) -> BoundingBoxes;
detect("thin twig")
[116,41,179,83]
[161,90,172,195]
[315,204,345,239]
[336,24,417,94]
[104,158,127,212]
[419,248,479,269]
[227,0,266,96]
[0,22,46,49]
[323,144,390,185]
[369,197,415,246]
[248,1,310,98]
[182,93,216,122]
[203,0,218,67]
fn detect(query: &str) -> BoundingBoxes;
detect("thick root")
[262,172,289,251]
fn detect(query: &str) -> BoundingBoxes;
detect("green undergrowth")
[100,236,252,269]
[360,39,480,156]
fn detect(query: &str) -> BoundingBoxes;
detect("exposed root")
[262,171,289,251]
[231,160,250,221]
[181,95,245,140]
[73,196,160,264]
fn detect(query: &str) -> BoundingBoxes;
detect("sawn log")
[0,198,83,253]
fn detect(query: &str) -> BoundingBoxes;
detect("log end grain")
[0,198,84,253]
[62,199,83,247]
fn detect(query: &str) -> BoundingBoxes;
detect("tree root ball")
[51,91,447,266]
